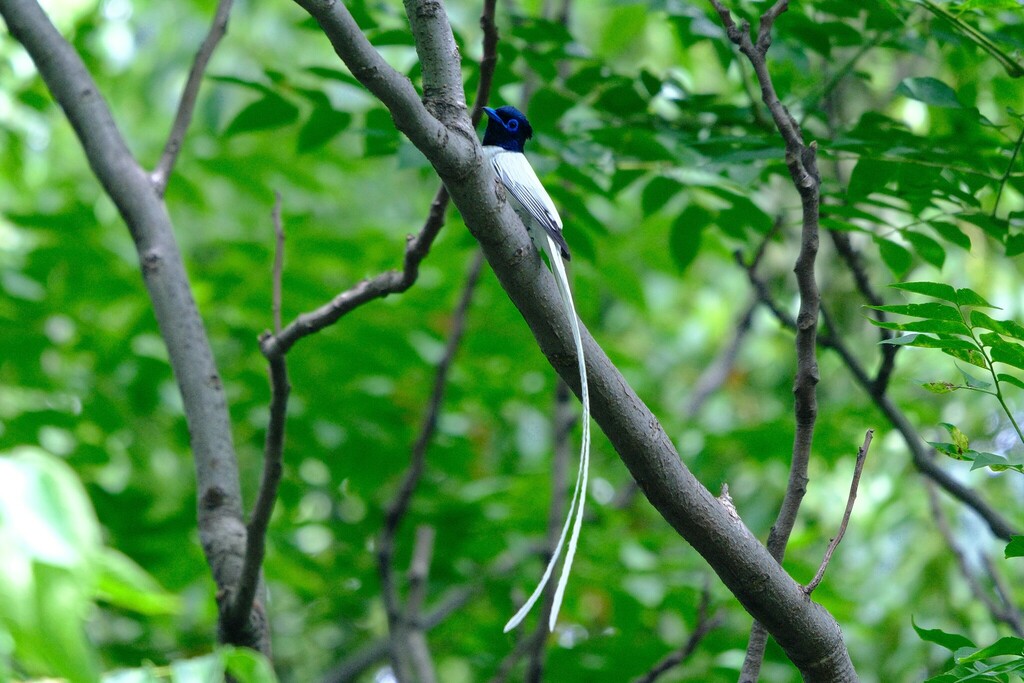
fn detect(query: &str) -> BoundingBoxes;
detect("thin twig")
[324,547,542,683]
[403,525,439,683]
[805,429,873,594]
[151,0,233,195]
[226,197,292,637]
[707,2,824,679]
[323,587,473,683]
[271,192,284,334]
[297,0,858,675]
[377,252,485,677]
[982,553,1024,635]
[631,582,723,683]
[926,482,1024,635]
[741,264,1019,540]
[828,230,898,393]
[993,125,1024,219]
[261,0,497,362]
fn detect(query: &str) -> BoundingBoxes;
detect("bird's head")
[482,106,534,153]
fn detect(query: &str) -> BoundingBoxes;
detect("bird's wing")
[490,150,572,260]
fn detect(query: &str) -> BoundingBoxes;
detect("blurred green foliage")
[2,0,1024,681]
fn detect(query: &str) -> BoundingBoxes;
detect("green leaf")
[940,422,970,453]
[957,365,991,389]
[890,281,958,303]
[223,646,279,682]
[297,107,351,152]
[669,206,710,273]
[912,616,976,650]
[640,69,661,96]
[904,230,946,268]
[957,637,1024,663]
[641,177,684,216]
[990,340,1024,372]
[922,381,960,394]
[881,333,924,346]
[870,318,970,335]
[970,311,1024,340]
[95,549,180,616]
[956,288,996,308]
[0,449,102,682]
[207,74,274,95]
[969,451,1010,472]
[929,441,971,460]
[929,220,973,251]
[1005,536,1024,559]
[224,95,299,136]
[364,108,399,157]
[869,302,963,322]
[876,237,913,276]
[1007,233,1024,257]
[895,77,963,109]
[940,346,989,369]
[998,373,1024,391]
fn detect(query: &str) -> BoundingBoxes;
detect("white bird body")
[481,106,591,634]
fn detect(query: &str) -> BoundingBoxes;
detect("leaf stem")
[961,305,1024,447]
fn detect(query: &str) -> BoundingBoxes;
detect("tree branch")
[261,0,497,362]
[805,430,872,595]
[378,252,484,681]
[403,525,439,683]
[926,482,1024,635]
[324,546,538,683]
[297,1,857,678]
[740,261,1019,541]
[291,0,473,178]
[226,197,292,639]
[631,582,722,683]
[324,587,473,683]
[706,1,826,679]
[151,0,233,195]
[0,0,261,650]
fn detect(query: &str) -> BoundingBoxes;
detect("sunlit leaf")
[922,381,959,394]
[869,302,963,322]
[890,281,958,303]
[895,77,963,109]
[970,311,1024,340]
[957,637,1024,662]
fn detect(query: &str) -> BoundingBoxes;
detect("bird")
[480,105,591,633]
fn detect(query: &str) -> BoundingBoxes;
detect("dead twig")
[804,430,873,594]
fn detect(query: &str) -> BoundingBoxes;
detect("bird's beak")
[483,107,501,123]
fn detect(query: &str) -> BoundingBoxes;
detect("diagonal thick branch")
[261,0,497,362]
[292,0,857,679]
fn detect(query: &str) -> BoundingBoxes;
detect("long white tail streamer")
[503,233,591,633]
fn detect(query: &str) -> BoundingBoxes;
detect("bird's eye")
[506,119,519,132]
